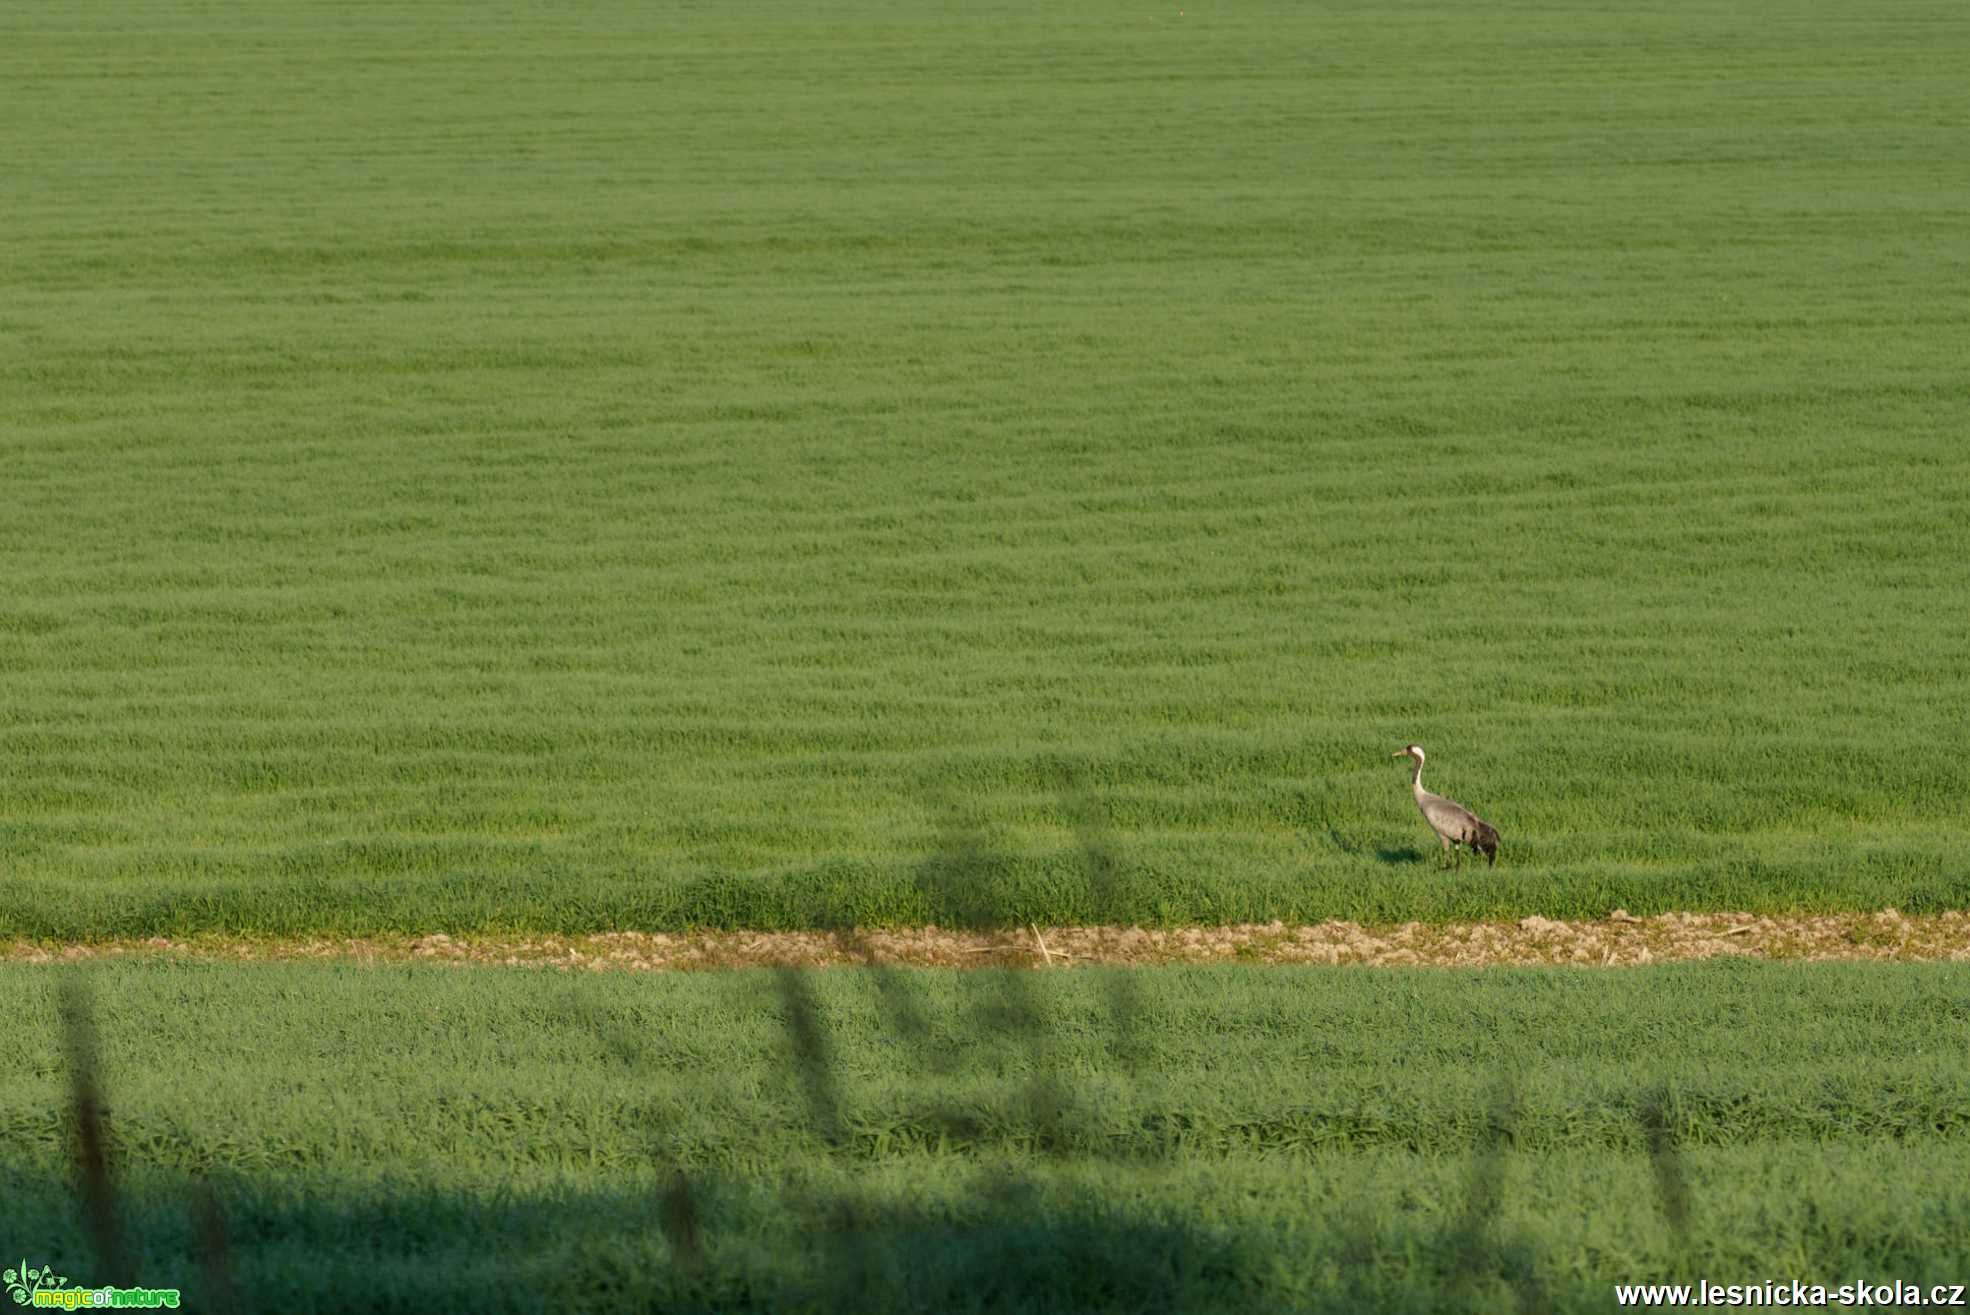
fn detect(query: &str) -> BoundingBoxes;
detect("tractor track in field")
[5,909,1969,970]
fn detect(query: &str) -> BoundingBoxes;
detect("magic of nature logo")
[5,1262,180,1310]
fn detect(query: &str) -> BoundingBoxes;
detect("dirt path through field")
[7,909,1969,969]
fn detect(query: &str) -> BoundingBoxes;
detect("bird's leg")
[1439,835,1453,868]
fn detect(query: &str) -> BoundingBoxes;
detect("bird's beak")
[1390,750,1405,758]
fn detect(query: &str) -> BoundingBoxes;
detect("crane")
[1392,744,1499,866]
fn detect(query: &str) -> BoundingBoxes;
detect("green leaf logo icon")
[4,1262,70,1306]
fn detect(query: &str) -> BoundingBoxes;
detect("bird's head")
[1391,744,1424,763]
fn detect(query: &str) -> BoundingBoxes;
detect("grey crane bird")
[1393,744,1499,866]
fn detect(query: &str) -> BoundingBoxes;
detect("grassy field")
[8,7,1965,1311]
[4,960,1969,1310]
[4,0,1969,937]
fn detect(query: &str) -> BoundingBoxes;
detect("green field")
[8,6,1967,1310]
[3,0,1967,937]
[4,961,1968,1310]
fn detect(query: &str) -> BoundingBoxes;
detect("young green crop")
[3,0,1968,936]
[5,961,1970,1310]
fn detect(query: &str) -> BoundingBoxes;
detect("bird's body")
[1393,745,1498,866]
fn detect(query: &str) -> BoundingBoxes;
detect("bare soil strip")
[5,910,1968,970]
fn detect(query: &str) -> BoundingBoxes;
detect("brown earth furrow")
[5,910,1968,970]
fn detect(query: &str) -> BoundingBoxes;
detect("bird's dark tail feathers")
[1472,819,1500,866]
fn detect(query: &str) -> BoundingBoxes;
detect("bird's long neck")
[1409,757,1425,794]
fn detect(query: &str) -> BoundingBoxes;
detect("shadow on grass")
[769,1183,1266,1315]
[1330,825,1430,869]
[7,1167,1268,1314]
